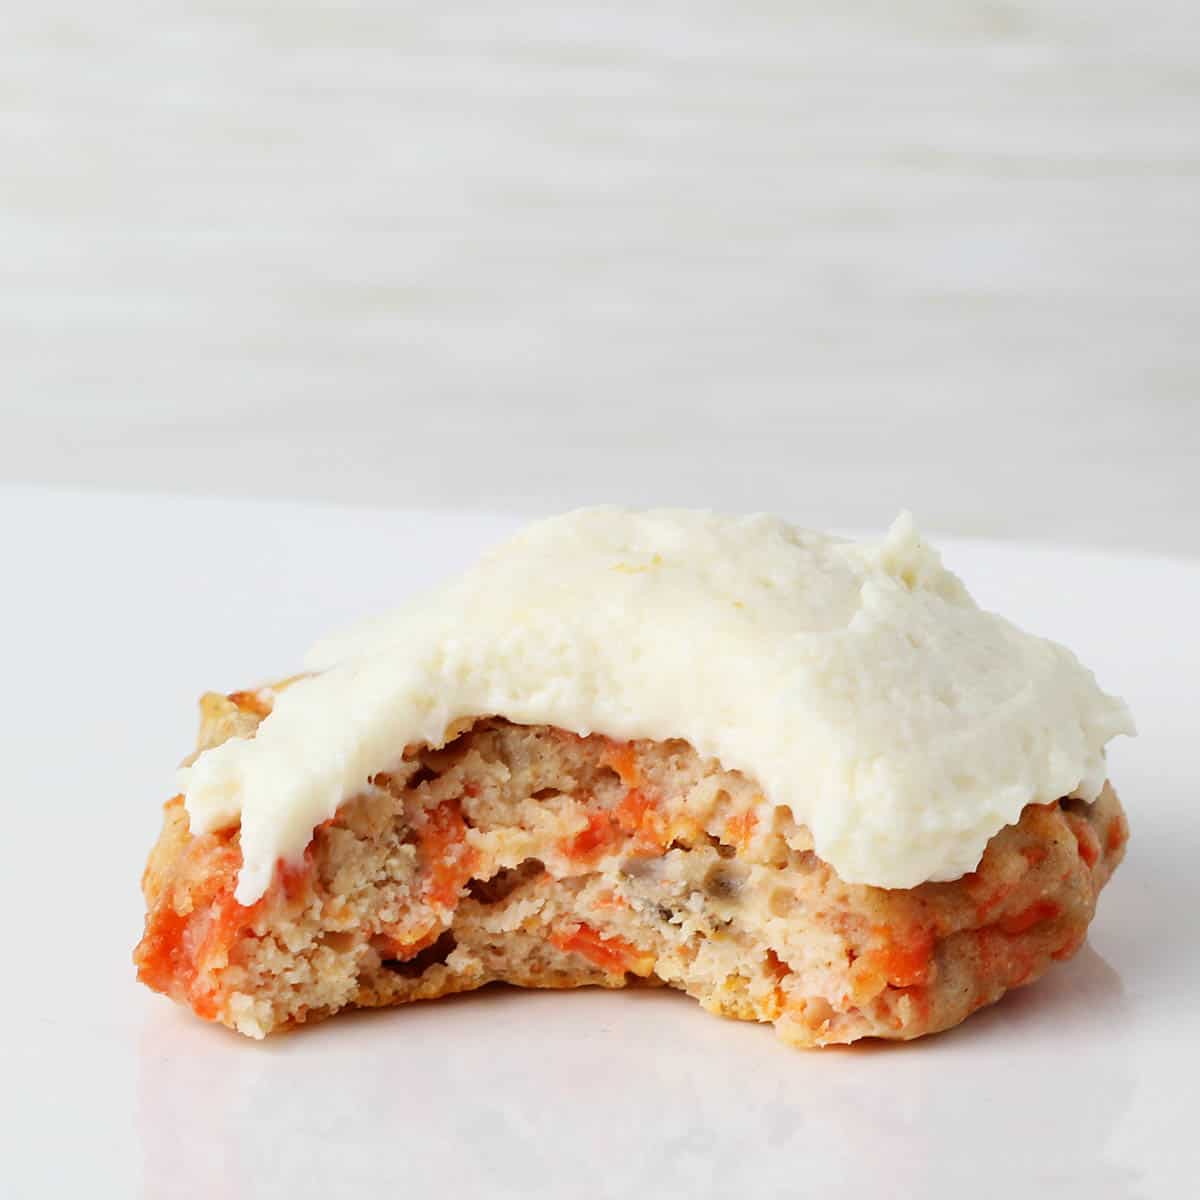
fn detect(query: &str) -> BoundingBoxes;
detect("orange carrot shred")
[558,810,616,862]
[227,689,272,718]
[603,742,642,788]
[420,799,480,908]
[871,927,935,988]
[724,809,758,850]
[549,923,646,974]
[1020,844,1048,867]
[1065,813,1101,869]
[1106,815,1127,854]
[997,899,1060,936]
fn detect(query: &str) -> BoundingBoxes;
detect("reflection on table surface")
[137,943,1138,1199]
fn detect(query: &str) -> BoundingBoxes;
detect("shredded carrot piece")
[1064,812,1101,869]
[997,899,1060,935]
[973,881,1017,920]
[765,949,791,980]
[603,742,642,788]
[134,834,266,1021]
[558,810,616,862]
[612,787,651,832]
[420,799,480,909]
[549,923,652,975]
[613,788,668,854]
[1106,814,1127,854]
[724,809,758,850]
[227,689,272,718]
[868,926,935,988]
[558,789,668,862]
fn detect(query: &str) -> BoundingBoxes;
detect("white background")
[2,5,1199,1198]
[2,1,1197,553]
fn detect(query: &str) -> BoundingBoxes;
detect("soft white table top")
[2,486,1197,1199]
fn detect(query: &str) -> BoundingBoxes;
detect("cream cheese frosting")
[182,508,1135,905]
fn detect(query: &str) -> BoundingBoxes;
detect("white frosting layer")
[182,509,1135,904]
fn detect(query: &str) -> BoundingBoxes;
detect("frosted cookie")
[134,510,1133,1044]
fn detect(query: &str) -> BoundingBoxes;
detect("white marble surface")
[2,3,1198,553]
[2,486,1198,1200]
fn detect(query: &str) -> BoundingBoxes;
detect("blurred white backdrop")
[2,1,1197,552]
